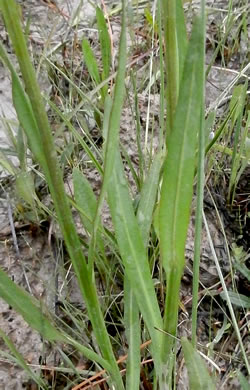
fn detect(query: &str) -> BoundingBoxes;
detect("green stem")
[162,268,183,358]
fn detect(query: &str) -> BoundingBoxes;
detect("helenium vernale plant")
[0,0,227,388]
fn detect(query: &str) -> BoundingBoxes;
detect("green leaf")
[123,154,163,388]
[191,0,206,347]
[207,315,230,348]
[15,171,36,208]
[159,15,203,276]
[0,267,112,370]
[137,152,164,248]
[123,151,163,388]
[73,167,98,233]
[205,110,216,145]
[182,338,216,390]
[124,276,140,390]
[159,14,204,359]
[82,38,101,86]
[17,126,27,170]
[238,371,250,390]
[229,85,246,126]
[176,0,188,79]
[108,152,163,370]
[162,0,179,134]
[0,268,64,342]
[0,42,44,168]
[220,291,250,309]
[205,101,238,156]
[144,7,158,35]
[245,136,250,160]
[227,83,248,203]
[73,167,106,257]
[11,75,45,167]
[234,262,250,281]
[96,6,111,80]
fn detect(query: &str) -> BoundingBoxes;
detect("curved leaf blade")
[182,338,216,390]
[108,152,163,369]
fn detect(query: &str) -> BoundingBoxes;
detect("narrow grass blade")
[0,149,17,175]
[45,56,103,118]
[144,7,158,35]
[181,337,216,390]
[205,100,238,155]
[159,15,204,359]
[48,100,103,175]
[108,152,163,371]
[0,116,18,150]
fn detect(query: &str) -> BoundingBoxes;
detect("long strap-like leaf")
[108,152,163,374]
[159,14,204,360]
